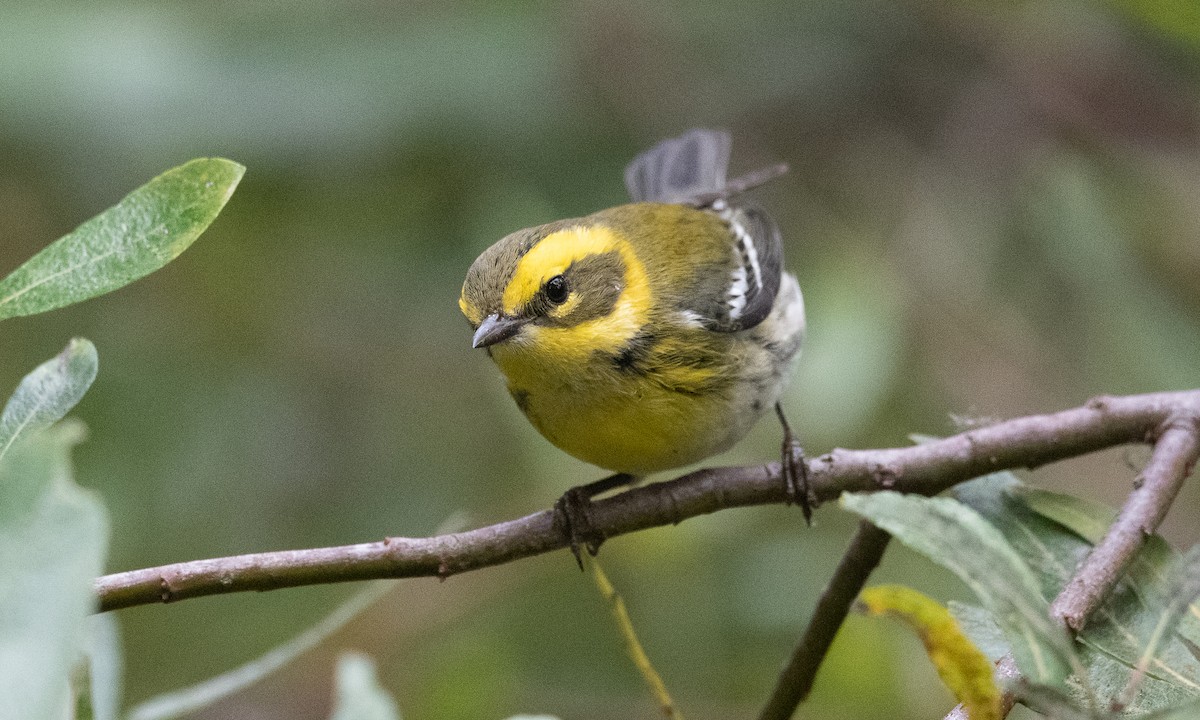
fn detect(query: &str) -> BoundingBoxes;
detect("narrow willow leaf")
[1019,486,1187,618]
[955,476,1092,602]
[949,602,1012,662]
[840,491,1077,686]
[1015,684,1096,720]
[860,585,1001,720]
[0,338,98,464]
[0,158,244,320]
[956,475,1200,712]
[328,653,401,720]
[0,423,109,720]
[71,616,122,720]
[1015,487,1114,544]
[79,614,122,720]
[1118,546,1200,709]
[129,583,390,720]
[1144,698,1200,719]
[1012,483,1200,690]
[1180,637,1200,664]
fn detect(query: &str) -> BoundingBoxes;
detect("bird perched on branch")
[459,129,807,561]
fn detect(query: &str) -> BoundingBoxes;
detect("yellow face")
[459,223,652,371]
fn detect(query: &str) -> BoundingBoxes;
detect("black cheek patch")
[552,250,625,326]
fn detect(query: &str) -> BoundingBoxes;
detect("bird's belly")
[514,379,769,475]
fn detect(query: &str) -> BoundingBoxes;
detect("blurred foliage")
[2,0,1199,718]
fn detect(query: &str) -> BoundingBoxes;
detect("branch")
[758,520,892,720]
[1049,413,1200,630]
[94,390,1200,613]
[944,407,1200,720]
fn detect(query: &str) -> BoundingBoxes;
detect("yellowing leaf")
[860,585,1001,720]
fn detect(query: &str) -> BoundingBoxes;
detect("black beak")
[472,313,527,348]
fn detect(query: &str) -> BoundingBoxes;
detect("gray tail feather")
[624,129,731,204]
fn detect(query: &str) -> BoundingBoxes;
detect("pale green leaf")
[1143,698,1200,719]
[1011,483,1200,691]
[72,614,122,720]
[955,475,1200,713]
[0,158,244,320]
[0,338,97,465]
[840,491,1076,686]
[1117,546,1200,709]
[0,423,109,720]
[329,653,401,720]
[1015,486,1115,544]
[1016,684,1096,720]
[949,602,1012,662]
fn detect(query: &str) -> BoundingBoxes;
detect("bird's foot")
[553,472,638,568]
[776,403,814,525]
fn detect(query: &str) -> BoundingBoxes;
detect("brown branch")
[758,520,892,720]
[1049,413,1200,630]
[94,390,1200,613]
[944,407,1200,720]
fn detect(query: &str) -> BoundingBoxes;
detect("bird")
[459,129,807,562]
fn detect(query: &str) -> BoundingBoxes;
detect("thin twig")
[94,391,1200,613]
[587,555,683,719]
[758,520,892,720]
[1049,414,1200,630]
[943,409,1200,720]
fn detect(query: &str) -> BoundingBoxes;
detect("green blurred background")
[2,1,1199,718]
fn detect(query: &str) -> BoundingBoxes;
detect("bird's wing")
[625,129,786,332]
[624,129,730,204]
[707,203,784,332]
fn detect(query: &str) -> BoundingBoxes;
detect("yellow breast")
[493,349,739,473]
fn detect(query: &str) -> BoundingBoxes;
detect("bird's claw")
[554,485,613,569]
[776,402,814,525]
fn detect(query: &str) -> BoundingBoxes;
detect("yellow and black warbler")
[460,129,807,555]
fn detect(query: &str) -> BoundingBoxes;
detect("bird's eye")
[544,275,569,304]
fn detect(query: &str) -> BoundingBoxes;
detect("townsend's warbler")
[460,129,807,556]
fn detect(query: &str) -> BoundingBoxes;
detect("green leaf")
[1144,698,1200,719]
[840,491,1077,686]
[1016,683,1098,720]
[1116,546,1200,709]
[129,583,390,720]
[0,338,98,464]
[0,423,109,720]
[1015,486,1116,544]
[72,614,122,720]
[949,602,1012,662]
[0,158,244,320]
[955,475,1200,713]
[329,653,401,720]
[86,614,122,720]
